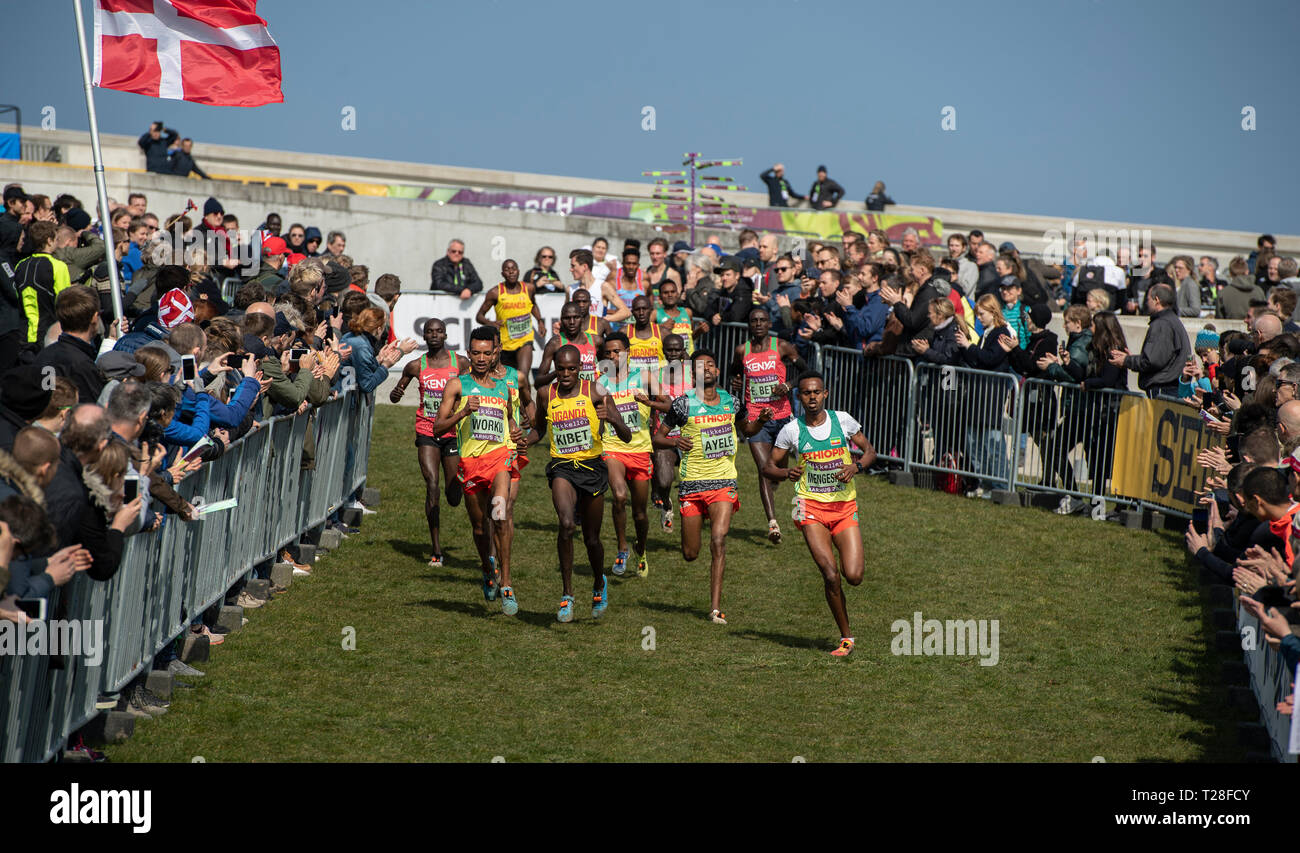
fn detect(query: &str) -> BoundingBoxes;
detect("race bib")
[607,398,641,436]
[750,376,778,403]
[505,314,532,341]
[470,402,505,443]
[700,424,735,459]
[804,459,844,493]
[553,415,594,454]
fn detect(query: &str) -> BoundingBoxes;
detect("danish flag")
[93,0,282,107]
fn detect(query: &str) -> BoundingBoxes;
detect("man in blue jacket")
[760,164,804,208]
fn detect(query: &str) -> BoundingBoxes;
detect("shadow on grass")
[731,628,827,652]
[408,596,556,630]
[387,538,467,563]
[1138,552,1249,761]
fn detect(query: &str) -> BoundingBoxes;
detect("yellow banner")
[205,173,390,196]
[1111,396,1217,514]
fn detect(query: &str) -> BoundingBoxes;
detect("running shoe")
[767,519,782,544]
[611,550,629,576]
[591,576,609,618]
[661,508,673,533]
[481,566,498,602]
[708,609,727,625]
[635,550,648,579]
[830,638,855,657]
[428,554,444,569]
[557,595,575,623]
[500,586,518,616]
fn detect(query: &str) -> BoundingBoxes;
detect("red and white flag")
[93,0,282,107]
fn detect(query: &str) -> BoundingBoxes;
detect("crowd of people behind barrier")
[0,166,1294,756]
[0,180,404,754]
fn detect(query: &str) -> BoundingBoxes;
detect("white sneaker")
[292,566,312,577]
[346,500,377,515]
[235,591,264,609]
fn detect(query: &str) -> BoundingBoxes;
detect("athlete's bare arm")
[389,358,420,403]
[843,431,878,479]
[474,288,500,327]
[526,384,550,447]
[602,282,632,323]
[739,405,774,438]
[593,383,633,443]
[535,336,563,386]
[763,444,803,482]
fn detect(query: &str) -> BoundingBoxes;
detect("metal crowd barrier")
[0,390,374,763]
[1237,606,1298,763]
[910,362,1021,491]
[1012,379,1145,511]
[694,322,750,386]
[821,348,914,464]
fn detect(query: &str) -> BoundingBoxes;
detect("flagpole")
[72,0,126,329]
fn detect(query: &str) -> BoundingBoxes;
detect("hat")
[817,164,828,173]
[1195,329,1220,351]
[1029,303,1052,329]
[262,235,288,256]
[192,278,230,316]
[713,257,743,275]
[203,197,223,217]
[998,275,1022,290]
[274,312,297,338]
[242,333,276,360]
[158,288,195,329]
[287,252,306,266]
[64,207,91,231]
[324,261,351,294]
[304,226,323,244]
[96,351,147,380]
[671,240,693,254]
[0,365,52,419]
[998,241,1017,253]
[1285,455,1300,477]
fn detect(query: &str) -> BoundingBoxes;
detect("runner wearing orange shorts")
[598,332,670,578]
[653,349,772,624]
[763,371,877,657]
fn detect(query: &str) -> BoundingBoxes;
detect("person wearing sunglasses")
[429,238,483,299]
[524,246,564,293]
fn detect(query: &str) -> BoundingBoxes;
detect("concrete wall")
[16,127,1299,266]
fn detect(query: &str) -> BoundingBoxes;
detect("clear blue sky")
[5,0,1296,235]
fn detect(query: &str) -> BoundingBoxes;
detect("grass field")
[105,404,1248,762]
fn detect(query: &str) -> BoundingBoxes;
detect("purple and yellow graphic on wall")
[388,185,943,244]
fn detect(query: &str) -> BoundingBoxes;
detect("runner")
[599,332,670,579]
[389,318,468,567]
[645,237,683,289]
[626,294,666,373]
[730,306,805,544]
[476,258,542,394]
[568,247,630,328]
[430,326,525,615]
[569,287,615,338]
[650,333,689,531]
[654,277,705,356]
[653,349,772,624]
[490,337,534,512]
[537,302,603,385]
[526,345,633,622]
[762,372,877,657]
[610,247,648,331]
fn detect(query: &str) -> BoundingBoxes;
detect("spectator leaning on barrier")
[865,181,894,211]
[760,163,804,207]
[430,238,483,299]
[807,166,844,209]
[1109,284,1191,398]
[168,137,211,180]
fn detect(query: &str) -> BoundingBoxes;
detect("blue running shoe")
[500,586,518,616]
[592,575,609,618]
[611,550,629,576]
[482,567,498,602]
[557,595,575,623]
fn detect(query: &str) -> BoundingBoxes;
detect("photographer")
[137,122,179,175]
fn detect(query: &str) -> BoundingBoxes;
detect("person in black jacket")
[807,166,845,209]
[865,181,894,211]
[168,138,211,180]
[34,285,105,403]
[0,365,51,452]
[709,257,755,326]
[973,242,1001,299]
[137,122,179,174]
[429,239,482,298]
[759,164,804,207]
[879,272,939,358]
[0,185,26,268]
[910,296,960,365]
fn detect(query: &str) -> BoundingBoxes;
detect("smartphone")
[181,354,197,382]
[16,598,46,621]
[1199,409,1221,424]
[290,347,307,370]
[122,475,139,504]
[1191,506,1209,535]
[1226,434,1241,465]
[1253,586,1294,611]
